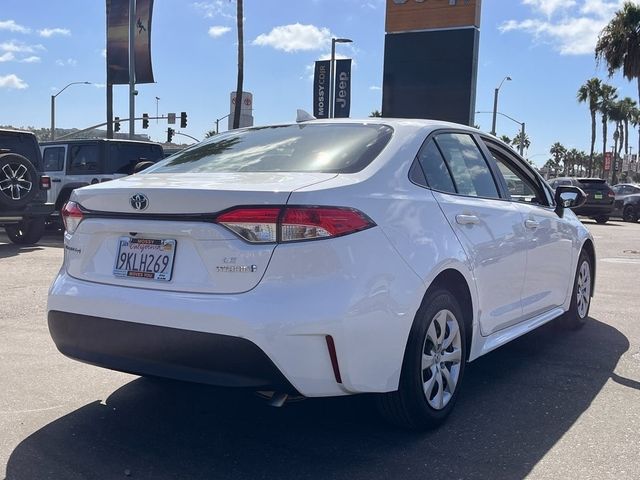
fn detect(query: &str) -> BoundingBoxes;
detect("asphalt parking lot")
[1,220,639,480]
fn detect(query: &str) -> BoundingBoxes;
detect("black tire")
[594,216,609,224]
[559,250,592,330]
[0,153,38,208]
[5,217,46,245]
[376,288,467,430]
[622,205,638,223]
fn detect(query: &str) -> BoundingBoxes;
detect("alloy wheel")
[0,162,33,201]
[576,260,591,319]
[421,309,462,410]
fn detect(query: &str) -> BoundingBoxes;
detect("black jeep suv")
[0,129,53,244]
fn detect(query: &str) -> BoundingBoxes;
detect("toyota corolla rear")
[47,122,426,397]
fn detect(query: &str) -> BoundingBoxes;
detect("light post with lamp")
[477,110,526,157]
[491,76,511,136]
[329,37,353,118]
[50,81,91,140]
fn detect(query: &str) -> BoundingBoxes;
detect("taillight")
[215,206,375,243]
[216,207,280,243]
[61,201,84,234]
[40,175,51,190]
[608,190,615,198]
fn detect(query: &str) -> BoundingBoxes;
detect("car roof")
[41,138,160,146]
[0,128,36,136]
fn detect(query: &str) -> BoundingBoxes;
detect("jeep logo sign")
[333,59,352,119]
[386,0,480,33]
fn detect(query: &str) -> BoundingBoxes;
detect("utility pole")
[128,0,136,139]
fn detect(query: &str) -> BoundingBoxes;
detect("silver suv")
[40,139,164,217]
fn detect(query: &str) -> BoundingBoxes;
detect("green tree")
[499,135,511,144]
[598,83,618,172]
[511,131,530,154]
[232,0,244,130]
[619,96,637,154]
[577,78,603,176]
[369,110,382,117]
[550,142,567,174]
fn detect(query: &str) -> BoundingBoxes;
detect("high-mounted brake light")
[215,206,375,243]
[61,201,84,234]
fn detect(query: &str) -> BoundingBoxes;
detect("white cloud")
[0,74,28,89]
[253,23,331,52]
[0,52,15,62]
[39,27,71,38]
[20,55,40,63]
[193,1,234,20]
[0,41,45,54]
[522,0,577,17]
[500,0,636,55]
[208,25,231,38]
[0,20,30,34]
[101,48,107,58]
[55,58,77,67]
[93,83,106,88]
[369,85,381,91]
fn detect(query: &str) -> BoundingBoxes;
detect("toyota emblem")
[130,193,149,211]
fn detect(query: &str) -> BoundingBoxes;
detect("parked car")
[48,119,595,430]
[612,183,640,221]
[0,128,53,244]
[40,138,164,217]
[549,177,614,223]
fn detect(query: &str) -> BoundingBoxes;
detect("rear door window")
[42,147,65,171]
[433,133,500,198]
[68,144,100,174]
[416,140,456,193]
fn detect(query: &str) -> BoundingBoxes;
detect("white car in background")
[47,119,595,429]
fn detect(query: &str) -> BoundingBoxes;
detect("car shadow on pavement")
[5,318,629,480]
[0,231,63,259]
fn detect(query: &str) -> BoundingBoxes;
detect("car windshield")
[145,123,394,174]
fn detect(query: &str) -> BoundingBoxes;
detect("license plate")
[594,192,603,199]
[114,237,176,281]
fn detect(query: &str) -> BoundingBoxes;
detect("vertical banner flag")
[313,60,330,119]
[106,0,129,85]
[134,0,155,84]
[333,59,352,118]
[604,152,612,171]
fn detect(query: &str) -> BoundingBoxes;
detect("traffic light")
[114,116,120,132]
[180,112,187,129]
[142,113,149,129]
[167,127,174,143]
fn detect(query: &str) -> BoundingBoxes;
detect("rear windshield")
[578,178,607,185]
[108,142,164,174]
[145,124,394,174]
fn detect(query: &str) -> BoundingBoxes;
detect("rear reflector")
[325,335,343,384]
[61,201,84,234]
[215,206,375,243]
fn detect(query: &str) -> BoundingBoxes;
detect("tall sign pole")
[128,0,136,139]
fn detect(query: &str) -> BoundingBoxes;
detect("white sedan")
[48,119,594,429]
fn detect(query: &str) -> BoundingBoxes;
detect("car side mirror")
[554,185,587,217]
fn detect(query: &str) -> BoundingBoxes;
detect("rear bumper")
[0,202,54,224]
[573,203,614,217]
[48,310,298,393]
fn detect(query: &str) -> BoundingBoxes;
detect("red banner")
[604,152,612,171]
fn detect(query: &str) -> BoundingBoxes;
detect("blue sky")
[1,0,639,165]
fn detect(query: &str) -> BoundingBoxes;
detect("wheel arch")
[581,238,596,297]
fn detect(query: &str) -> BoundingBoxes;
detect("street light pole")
[128,0,136,139]
[491,76,511,136]
[155,97,160,124]
[50,81,91,140]
[328,37,353,119]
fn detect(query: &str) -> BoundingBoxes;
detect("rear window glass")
[108,143,164,174]
[417,140,456,193]
[0,134,40,168]
[145,124,394,174]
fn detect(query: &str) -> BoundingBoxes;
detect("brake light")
[608,190,615,198]
[215,206,375,243]
[40,175,51,190]
[216,207,280,243]
[61,201,84,234]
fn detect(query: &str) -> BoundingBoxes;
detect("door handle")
[525,219,540,229]
[455,214,480,225]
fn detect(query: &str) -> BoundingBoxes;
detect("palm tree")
[619,97,637,154]
[577,78,603,176]
[511,132,530,154]
[550,142,567,175]
[599,84,618,175]
[232,0,244,130]
[369,110,382,117]
[499,135,511,144]
[596,2,640,155]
